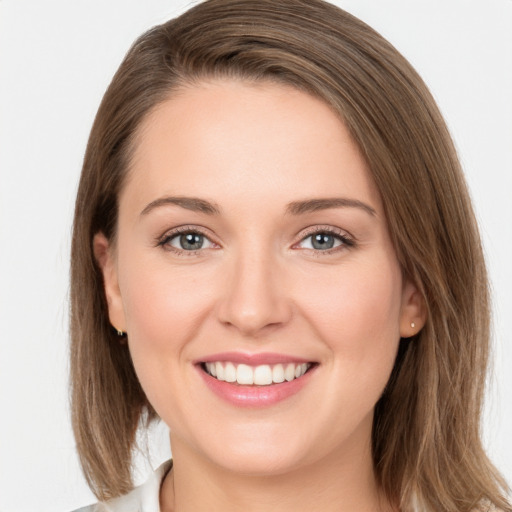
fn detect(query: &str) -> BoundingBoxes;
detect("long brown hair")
[70,1,511,509]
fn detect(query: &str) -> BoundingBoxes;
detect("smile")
[197,355,318,407]
[202,362,311,386]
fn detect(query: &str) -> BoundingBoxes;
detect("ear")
[93,232,126,333]
[399,278,427,338]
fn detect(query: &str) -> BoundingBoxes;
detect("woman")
[69,0,511,510]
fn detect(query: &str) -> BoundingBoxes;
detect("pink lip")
[197,351,312,365]
[196,362,317,408]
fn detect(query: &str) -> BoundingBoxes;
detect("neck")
[160,430,396,512]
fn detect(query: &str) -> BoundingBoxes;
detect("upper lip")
[196,352,314,366]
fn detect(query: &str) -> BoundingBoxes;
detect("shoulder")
[70,460,173,512]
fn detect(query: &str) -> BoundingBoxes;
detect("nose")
[216,247,293,337]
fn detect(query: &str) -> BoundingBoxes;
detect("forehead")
[124,79,382,213]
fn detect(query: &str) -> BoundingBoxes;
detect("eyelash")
[156,225,217,257]
[294,225,356,255]
[156,225,356,257]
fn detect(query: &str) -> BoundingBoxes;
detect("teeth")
[204,361,311,385]
[254,365,272,385]
[237,364,254,385]
[272,364,285,383]
[216,362,225,381]
[224,362,236,383]
[205,362,217,377]
[285,363,296,382]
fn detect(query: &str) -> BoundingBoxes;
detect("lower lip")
[197,365,316,407]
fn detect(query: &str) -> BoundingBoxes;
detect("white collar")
[94,460,172,512]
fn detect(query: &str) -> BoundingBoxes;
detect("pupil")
[312,233,334,250]
[180,233,203,250]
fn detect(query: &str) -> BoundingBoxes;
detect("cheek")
[291,257,403,448]
[296,255,403,377]
[117,255,220,426]
[116,253,219,408]
[120,257,214,344]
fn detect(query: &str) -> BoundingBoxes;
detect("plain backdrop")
[0,1,511,511]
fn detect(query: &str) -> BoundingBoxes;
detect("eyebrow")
[140,195,376,217]
[285,198,376,216]
[140,196,221,216]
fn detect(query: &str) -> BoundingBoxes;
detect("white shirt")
[72,460,172,512]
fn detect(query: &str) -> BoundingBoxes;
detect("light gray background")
[1,1,511,511]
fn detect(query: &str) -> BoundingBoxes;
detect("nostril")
[215,276,293,335]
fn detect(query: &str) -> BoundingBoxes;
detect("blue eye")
[158,227,352,255]
[311,233,338,250]
[161,230,216,252]
[298,230,353,251]
[174,233,205,250]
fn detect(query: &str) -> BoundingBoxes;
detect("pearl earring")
[410,322,416,329]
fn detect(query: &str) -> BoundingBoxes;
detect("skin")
[95,80,425,512]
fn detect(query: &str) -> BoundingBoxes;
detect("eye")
[159,228,217,253]
[296,228,354,252]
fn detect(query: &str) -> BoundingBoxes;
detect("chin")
[185,423,312,476]
[208,448,307,477]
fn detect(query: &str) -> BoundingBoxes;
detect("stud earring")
[410,322,416,329]
[113,326,126,337]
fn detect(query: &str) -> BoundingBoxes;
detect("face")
[96,80,424,476]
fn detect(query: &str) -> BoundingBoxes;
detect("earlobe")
[399,278,427,338]
[93,232,126,333]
